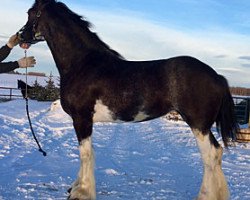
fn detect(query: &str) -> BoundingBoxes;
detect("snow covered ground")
[0,73,59,88]
[0,99,249,200]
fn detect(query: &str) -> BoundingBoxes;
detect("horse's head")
[18,0,55,46]
[17,79,23,89]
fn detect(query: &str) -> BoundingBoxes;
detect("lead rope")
[24,50,47,156]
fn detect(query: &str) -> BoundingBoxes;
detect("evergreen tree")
[30,78,44,100]
[43,72,60,101]
[31,73,60,101]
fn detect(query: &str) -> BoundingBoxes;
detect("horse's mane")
[35,0,123,59]
[56,2,92,31]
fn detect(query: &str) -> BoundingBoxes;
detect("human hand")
[18,56,36,68]
[7,34,20,48]
[20,43,31,49]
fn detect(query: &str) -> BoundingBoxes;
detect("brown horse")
[19,0,238,199]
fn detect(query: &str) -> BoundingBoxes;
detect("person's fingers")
[18,56,37,68]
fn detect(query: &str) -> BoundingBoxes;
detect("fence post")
[10,88,12,100]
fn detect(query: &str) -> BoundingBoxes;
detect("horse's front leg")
[68,114,96,200]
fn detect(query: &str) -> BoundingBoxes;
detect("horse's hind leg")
[192,129,229,200]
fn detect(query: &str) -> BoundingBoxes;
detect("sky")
[0,0,250,87]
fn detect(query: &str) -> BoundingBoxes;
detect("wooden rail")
[0,87,23,100]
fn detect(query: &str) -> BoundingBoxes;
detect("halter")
[18,10,44,45]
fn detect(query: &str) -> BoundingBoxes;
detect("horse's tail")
[216,75,239,147]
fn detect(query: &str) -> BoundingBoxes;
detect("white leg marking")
[69,137,96,200]
[192,129,229,200]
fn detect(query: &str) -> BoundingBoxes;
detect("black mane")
[35,0,123,58]
[56,2,92,29]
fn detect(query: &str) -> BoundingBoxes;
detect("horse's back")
[122,56,225,104]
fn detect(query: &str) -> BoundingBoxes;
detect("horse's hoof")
[67,192,94,200]
[67,195,79,200]
[67,187,72,194]
[68,198,79,200]
[68,196,92,200]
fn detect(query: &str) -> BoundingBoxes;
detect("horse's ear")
[35,0,55,5]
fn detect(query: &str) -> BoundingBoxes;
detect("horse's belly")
[93,100,150,123]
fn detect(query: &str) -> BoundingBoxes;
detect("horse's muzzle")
[17,25,45,46]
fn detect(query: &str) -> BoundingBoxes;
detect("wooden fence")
[0,86,23,100]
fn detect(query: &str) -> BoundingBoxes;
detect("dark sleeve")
[0,61,19,73]
[0,45,12,61]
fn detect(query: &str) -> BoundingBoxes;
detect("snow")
[0,73,59,88]
[0,99,249,200]
[0,73,249,199]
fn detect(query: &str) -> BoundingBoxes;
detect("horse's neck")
[45,24,104,77]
